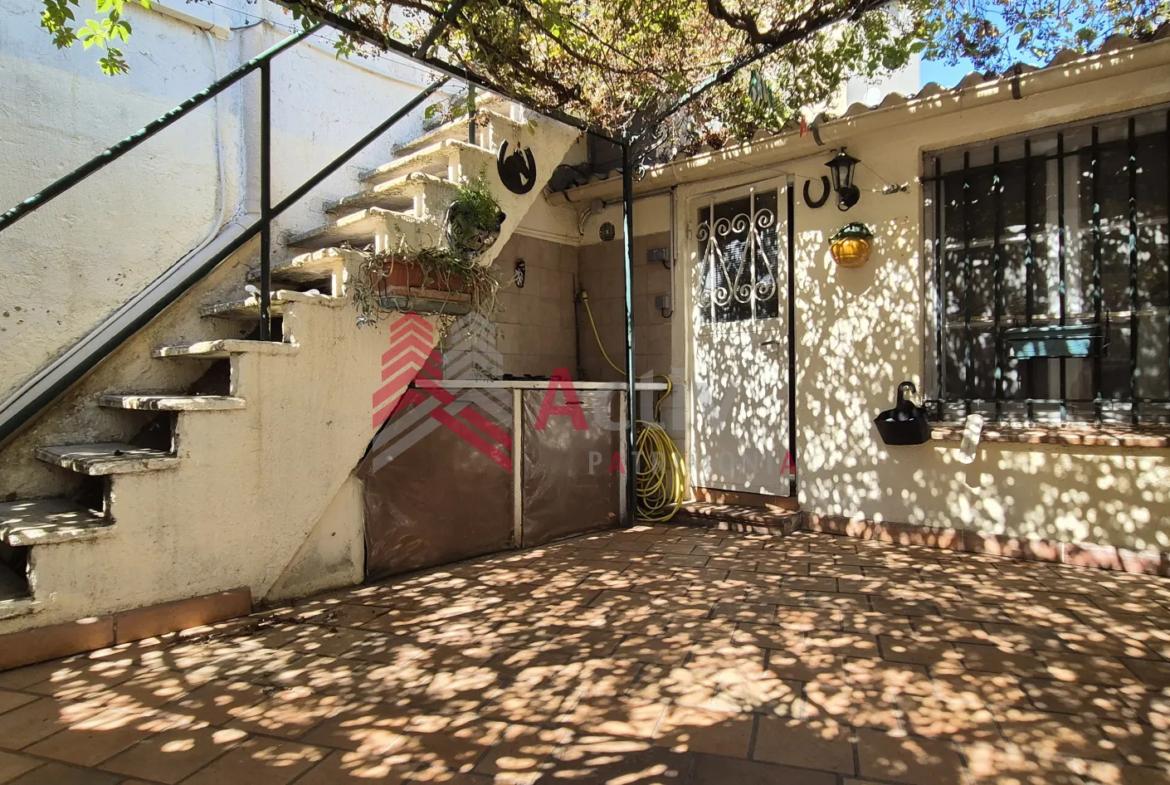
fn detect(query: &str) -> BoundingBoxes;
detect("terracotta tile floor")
[2,525,1170,784]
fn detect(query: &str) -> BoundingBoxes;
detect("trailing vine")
[350,174,504,328]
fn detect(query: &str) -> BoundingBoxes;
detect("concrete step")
[360,140,496,187]
[246,247,363,287]
[395,109,526,158]
[36,443,178,475]
[199,290,343,320]
[0,499,113,547]
[99,395,245,412]
[325,173,457,219]
[285,207,428,251]
[671,502,801,536]
[152,339,299,360]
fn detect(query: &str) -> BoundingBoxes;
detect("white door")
[690,183,790,495]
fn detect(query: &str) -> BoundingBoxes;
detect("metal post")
[468,83,477,145]
[621,141,638,525]
[618,391,629,524]
[512,388,523,547]
[259,60,273,342]
[786,180,797,498]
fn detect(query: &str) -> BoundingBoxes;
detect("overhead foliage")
[38,0,1169,141]
[41,0,151,75]
[919,0,1170,71]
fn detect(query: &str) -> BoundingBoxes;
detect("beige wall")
[661,42,1170,554]
[492,233,579,377]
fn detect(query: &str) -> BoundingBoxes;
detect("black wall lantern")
[826,148,861,211]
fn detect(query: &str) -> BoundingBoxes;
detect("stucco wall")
[663,48,1170,553]
[0,0,444,405]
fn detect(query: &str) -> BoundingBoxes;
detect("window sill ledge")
[930,423,1170,449]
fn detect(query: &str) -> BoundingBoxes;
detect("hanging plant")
[350,174,505,327]
[445,173,506,258]
[350,244,502,327]
[829,222,874,268]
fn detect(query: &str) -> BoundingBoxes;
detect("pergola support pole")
[621,141,638,526]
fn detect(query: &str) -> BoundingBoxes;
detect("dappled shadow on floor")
[0,526,1169,783]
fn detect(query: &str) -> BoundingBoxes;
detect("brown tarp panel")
[521,389,622,547]
[360,389,513,580]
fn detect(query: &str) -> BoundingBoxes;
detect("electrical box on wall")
[654,294,672,311]
[647,247,671,267]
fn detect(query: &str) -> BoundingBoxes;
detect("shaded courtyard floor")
[1,526,1170,784]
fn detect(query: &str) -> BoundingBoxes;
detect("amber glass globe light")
[829,222,874,268]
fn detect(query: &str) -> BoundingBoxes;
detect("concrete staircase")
[0,99,579,630]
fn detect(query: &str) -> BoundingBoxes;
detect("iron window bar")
[1023,139,1035,421]
[933,158,945,407]
[926,106,1170,426]
[1128,115,1140,424]
[918,100,1170,181]
[1091,124,1104,423]
[992,145,1005,420]
[961,151,974,418]
[1058,131,1068,422]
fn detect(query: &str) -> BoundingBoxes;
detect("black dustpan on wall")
[874,381,931,446]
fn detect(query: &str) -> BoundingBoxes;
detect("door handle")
[760,340,779,347]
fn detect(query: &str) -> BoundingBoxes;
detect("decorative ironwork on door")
[697,189,781,323]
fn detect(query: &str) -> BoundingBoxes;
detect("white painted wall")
[0,0,452,405]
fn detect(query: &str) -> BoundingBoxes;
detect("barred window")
[924,107,1170,425]
[696,189,781,324]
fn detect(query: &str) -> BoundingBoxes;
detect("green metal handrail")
[0,24,448,446]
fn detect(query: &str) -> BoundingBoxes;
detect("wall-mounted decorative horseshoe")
[803,176,831,209]
[497,140,537,195]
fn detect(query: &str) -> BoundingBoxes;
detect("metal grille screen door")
[690,183,790,495]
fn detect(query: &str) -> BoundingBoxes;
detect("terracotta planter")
[380,259,470,294]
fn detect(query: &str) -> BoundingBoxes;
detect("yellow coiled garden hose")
[580,291,688,522]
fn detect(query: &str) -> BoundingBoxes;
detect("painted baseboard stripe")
[801,512,1170,577]
[0,588,251,672]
